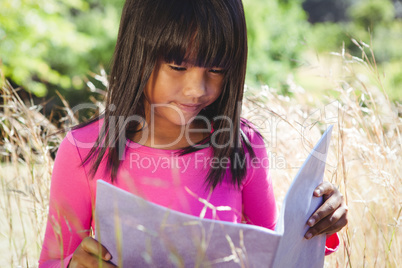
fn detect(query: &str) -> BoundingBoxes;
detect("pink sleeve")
[241,123,340,255]
[241,126,278,230]
[38,132,93,267]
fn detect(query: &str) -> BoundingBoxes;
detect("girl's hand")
[68,237,117,268]
[304,181,348,240]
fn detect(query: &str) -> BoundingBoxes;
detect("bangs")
[151,1,243,69]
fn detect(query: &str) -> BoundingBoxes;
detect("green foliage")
[306,22,350,52]
[307,0,402,63]
[243,0,309,90]
[381,60,402,101]
[348,0,395,29]
[0,0,124,98]
[371,20,402,63]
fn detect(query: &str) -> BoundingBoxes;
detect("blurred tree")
[0,0,124,103]
[306,0,402,61]
[303,0,402,102]
[348,0,395,29]
[244,0,310,90]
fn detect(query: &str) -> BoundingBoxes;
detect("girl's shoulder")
[56,118,104,158]
[69,117,104,146]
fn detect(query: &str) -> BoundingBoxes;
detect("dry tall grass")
[243,42,401,267]
[1,42,401,267]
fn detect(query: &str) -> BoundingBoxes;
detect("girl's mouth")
[175,102,202,113]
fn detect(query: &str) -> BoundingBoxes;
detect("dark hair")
[75,0,254,189]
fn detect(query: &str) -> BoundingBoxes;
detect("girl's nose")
[183,69,207,98]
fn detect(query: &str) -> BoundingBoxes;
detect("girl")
[39,0,347,267]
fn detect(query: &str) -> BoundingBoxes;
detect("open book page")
[272,125,333,268]
[95,180,281,267]
[95,126,333,267]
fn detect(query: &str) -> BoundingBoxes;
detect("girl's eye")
[169,65,187,71]
[209,68,225,75]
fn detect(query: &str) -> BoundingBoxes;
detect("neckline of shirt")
[125,138,211,156]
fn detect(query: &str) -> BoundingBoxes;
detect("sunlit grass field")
[1,43,401,267]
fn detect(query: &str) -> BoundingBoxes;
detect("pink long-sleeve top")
[39,118,339,267]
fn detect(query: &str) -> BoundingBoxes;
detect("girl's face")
[143,60,225,127]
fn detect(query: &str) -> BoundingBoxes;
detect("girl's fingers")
[304,181,349,239]
[305,204,348,239]
[308,182,343,227]
[313,181,335,197]
[70,237,116,268]
[81,237,112,261]
[72,253,116,268]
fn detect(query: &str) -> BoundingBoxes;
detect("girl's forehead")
[160,30,230,68]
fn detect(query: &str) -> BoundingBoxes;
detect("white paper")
[95,125,333,267]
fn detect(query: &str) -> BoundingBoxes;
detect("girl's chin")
[171,117,196,126]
